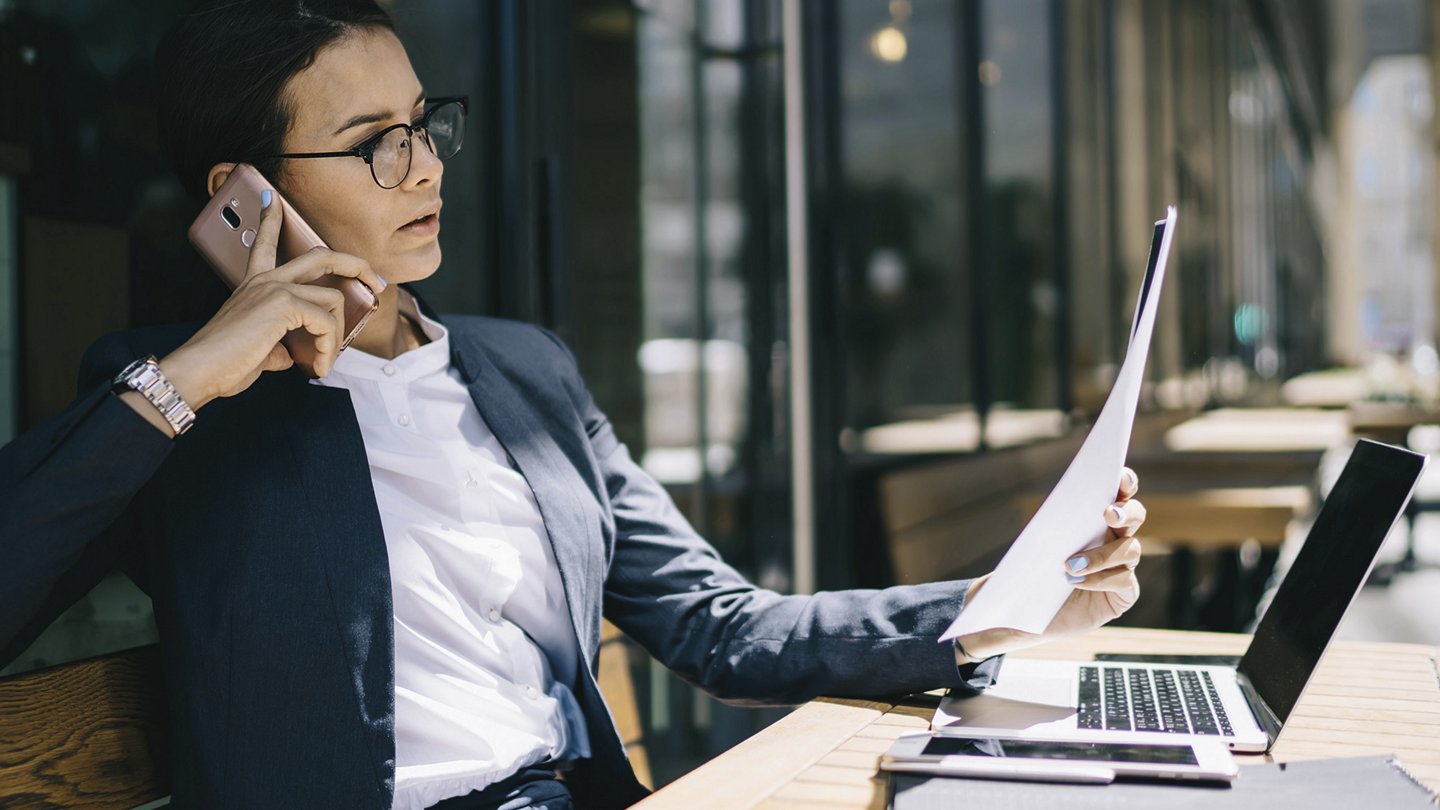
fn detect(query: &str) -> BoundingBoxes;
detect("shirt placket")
[377,362,414,430]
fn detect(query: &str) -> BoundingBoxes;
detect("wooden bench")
[0,622,650,808]
[878,434,1087,587]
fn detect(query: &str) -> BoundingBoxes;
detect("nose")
[404,131,444,190]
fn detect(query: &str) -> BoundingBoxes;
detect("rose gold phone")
[186,163,379,377]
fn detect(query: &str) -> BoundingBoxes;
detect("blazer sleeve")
[0,333,175,668]
[539,329,1002,706]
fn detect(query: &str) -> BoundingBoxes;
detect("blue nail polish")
[1067,556,1088,573]
[1066,573,1085,584]
[262,189,273,209]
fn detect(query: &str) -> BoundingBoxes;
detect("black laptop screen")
[1130,222,1166,344]
[1239,440,1425,725]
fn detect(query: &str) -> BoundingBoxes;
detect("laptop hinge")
[1235,670,1283,749]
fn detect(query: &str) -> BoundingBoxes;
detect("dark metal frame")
[479,1,572,331]
[260,97,468,189]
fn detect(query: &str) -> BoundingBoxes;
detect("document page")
[940,207,1176,640]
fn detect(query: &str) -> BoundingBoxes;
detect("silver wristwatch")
[114,355,197,436]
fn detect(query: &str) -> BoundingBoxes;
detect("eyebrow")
[332,89,428,137]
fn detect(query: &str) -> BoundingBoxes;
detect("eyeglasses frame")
[257,95,468,188]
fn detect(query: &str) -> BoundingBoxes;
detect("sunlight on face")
[277,28,444,285]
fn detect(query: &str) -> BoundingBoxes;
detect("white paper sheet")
[940,207,1176,641]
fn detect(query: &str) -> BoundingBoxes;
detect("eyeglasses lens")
[426,102,465,160]
[373,127,412,189]
[371,101,466,188]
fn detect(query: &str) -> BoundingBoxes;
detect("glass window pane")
[840,0,971,432]
[982,0,1058,410]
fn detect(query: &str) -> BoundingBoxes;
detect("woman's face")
[271,28,443,285]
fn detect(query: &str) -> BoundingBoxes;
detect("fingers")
[1070,565,1139,593]
[261,342,294,373]
[243,188,283,280]
[283,284,347,376]
[1116,466,1139,501]
[268,246,388,298]
[1104,497,1146,538]
[1064,535,1141,581]
[965,573,991,604]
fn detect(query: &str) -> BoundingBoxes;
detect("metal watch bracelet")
[114,354,197,436]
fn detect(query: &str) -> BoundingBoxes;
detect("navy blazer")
[0,289,999,809]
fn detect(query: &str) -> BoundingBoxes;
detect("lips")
[400,201,442,230]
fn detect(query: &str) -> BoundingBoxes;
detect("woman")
[0,2,1147,809]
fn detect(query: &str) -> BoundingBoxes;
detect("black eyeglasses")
[260,96,467,189]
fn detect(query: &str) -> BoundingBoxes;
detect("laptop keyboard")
[1077,666,1234,736]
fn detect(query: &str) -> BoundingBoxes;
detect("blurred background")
[2,0,1438,790]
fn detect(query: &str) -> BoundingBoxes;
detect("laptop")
[933,438,1427,752]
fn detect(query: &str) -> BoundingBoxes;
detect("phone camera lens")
[221,206,242,230]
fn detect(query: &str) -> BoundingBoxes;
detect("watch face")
[115,358,145,384]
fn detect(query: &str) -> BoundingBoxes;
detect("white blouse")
[313,291,589,810]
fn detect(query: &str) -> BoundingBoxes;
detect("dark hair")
[155,0,396,204]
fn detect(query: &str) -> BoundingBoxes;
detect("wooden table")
[1163,408,1349,454]
[633,628,1440,809]
[1348,401,1440,445]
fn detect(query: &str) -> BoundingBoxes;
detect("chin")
[384,249,443,285]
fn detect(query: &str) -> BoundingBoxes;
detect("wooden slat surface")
[598,620,652,788]
[0,645,170,810]
[635,628,1440,809]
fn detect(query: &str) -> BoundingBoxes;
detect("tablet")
[881,731,1238,783]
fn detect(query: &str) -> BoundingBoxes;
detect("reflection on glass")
[638,0,751,486]
[841,0,970,431]
[982,0,1057,410]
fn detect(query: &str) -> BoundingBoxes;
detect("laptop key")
[1178,670,1220,734]
[1127,669,1163,732]
[1152,670,1191,733]
[1077,666,1103,729]
[1102,668,1133,731]
[1201,671,1235,736]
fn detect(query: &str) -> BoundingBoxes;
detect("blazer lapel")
[276,374,397,798]
[447,324,603,666]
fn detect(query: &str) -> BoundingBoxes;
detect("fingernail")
[262,189,273,209]
[1067,556,1089,573]
[1066,573,1086,584]
[1107,505,1125,524]
[377,276,389,289]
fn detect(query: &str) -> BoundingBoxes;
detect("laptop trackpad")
[934,673,1075,731]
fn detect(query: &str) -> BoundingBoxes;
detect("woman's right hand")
[157,191,387,412]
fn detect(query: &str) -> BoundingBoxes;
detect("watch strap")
[114,355,197,436]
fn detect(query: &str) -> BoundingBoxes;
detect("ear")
[205,162,239,197]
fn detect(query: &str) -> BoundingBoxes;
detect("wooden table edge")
[634,629,1440,808]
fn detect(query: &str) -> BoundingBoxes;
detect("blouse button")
[487,607,501,623]
[525,685,540,700]
[398,414,411,427]
[383,363,397,376]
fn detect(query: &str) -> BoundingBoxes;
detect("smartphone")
[881,732,1238,783]
[187,163,379,376]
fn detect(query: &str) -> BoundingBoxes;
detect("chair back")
[0,644,170,809]
[0,627,651,806]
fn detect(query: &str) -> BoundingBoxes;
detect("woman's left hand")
[957,467,1146,660]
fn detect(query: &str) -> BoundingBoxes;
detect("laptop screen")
[1238,440,1426,725]
[1130,222,1166,344]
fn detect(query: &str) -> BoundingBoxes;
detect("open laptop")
[933,438,1427,752]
